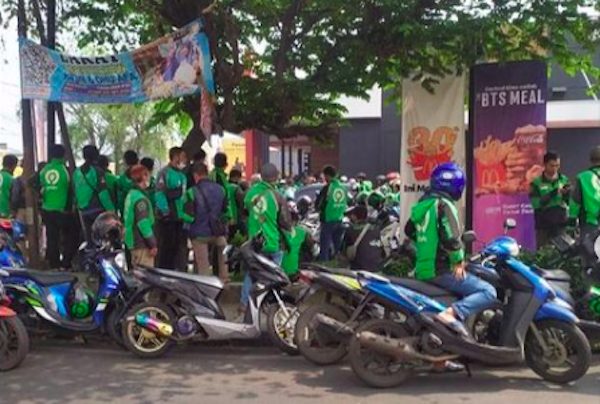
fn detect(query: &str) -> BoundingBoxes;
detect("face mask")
[178,163,187,170]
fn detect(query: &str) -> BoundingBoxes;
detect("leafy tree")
[67,103,179,172]
[2,0,599,146]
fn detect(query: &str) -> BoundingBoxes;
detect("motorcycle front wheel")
[348,319,410,388]
[525,319,591,384]
[266,302,300,355]
[0,316,29,371]
[122,302,175,359]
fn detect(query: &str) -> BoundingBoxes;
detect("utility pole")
[47,0,57,149]
[18,0,41,266]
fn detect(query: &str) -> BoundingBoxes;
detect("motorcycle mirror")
[462,231,477,244]
[223,245,233,256]
[504,218,517,231]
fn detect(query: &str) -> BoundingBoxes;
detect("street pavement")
[3,340,599,404]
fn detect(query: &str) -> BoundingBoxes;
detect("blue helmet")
[430,163,465,201]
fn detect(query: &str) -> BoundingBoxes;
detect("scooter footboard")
[419,314,522,366]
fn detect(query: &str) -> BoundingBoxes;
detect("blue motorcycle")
[341,224,591,388]
[2,215,137,343]
[0,219,26,268]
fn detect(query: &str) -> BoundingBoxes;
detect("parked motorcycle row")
[0,211,599,390]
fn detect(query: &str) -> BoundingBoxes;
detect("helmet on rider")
[430,162,465,201]
[296,195,312,217]
[375,175,386,188]
[367,191,385,210]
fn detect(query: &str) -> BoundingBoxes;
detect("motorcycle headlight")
[508,243,520,257]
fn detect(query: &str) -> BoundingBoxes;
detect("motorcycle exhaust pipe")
[357,331,457,362]
[134,314,174,338]
[314,314,354,337]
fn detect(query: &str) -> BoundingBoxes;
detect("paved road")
[3,340,600,404]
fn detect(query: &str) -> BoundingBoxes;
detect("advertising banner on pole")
[400,75,466,233]
[471,61,547,251]
[19,20,214,104]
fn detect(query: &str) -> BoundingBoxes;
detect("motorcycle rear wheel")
[0,317,29,371]
[348,319,410,388]
[525,319,591,384]
[296,304,350,366]
[122,302,175,359]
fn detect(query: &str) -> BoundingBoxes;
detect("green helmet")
[367,191,385,210]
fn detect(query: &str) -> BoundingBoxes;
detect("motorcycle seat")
[536,268,571,282]
[2,268,76,286]
[146,267,224,289]
[387,276,457,297]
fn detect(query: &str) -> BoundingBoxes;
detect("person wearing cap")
[124,165,157,267]
[316,165,348,261]
[570,146,600,238]
[530,151,570,247]
[182,162,229,280]
[239,163,292,315]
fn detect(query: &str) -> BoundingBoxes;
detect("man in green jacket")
[530,151,570,247]
[0,154,18,218]
[98,155,118,208]
[116,150,139,216]
[316,165,348,261]
[74,145,115,242]
[227,168,246,237]
[570,146,600,238]
[40,145,78,269]
[239,163,292,314]
[155,147,188,271]
[405,163,496,338]
[124,165,157,268]
[140,157,157,208]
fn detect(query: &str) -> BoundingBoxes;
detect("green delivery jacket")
[570,167,600,227]
[0,169,14,217]
[116,169,134,215]
[155,165,187,222]
[316,178,348,223]
[73,164,115,214]
[244,181,292,254]
[209,167,233,221]
[281,225,309,275]
[39,158,71,212]
[530,173,570,229]
[124,188,156,250]
[405,192,465,281]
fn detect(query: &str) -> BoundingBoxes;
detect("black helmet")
[296,195,312,217]
[375,175,386,187]
[91,212,123,248]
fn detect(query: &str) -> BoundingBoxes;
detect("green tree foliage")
[67,103,179,172]
[2,0,599,143]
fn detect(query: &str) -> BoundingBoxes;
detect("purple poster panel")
[472,61,547,251]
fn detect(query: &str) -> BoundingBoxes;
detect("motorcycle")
[120,238,301,359]
[0,269,29,371]
[0,219,26,268]
[3,223,137,344]
[341,224,591,388]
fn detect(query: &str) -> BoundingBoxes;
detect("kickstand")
[464,362,472,378]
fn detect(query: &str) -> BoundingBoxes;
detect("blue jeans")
[432,273,497,321]
[240,251,284,308]
[319,222,345,262]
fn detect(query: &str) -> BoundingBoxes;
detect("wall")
[339,118,382,178]
[547,127,600,179]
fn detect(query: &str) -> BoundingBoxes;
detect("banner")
[471,61,547,251]
[19,20,214,104]
[400,75,466,233]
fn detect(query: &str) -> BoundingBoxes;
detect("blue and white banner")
[19,20,214,104]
